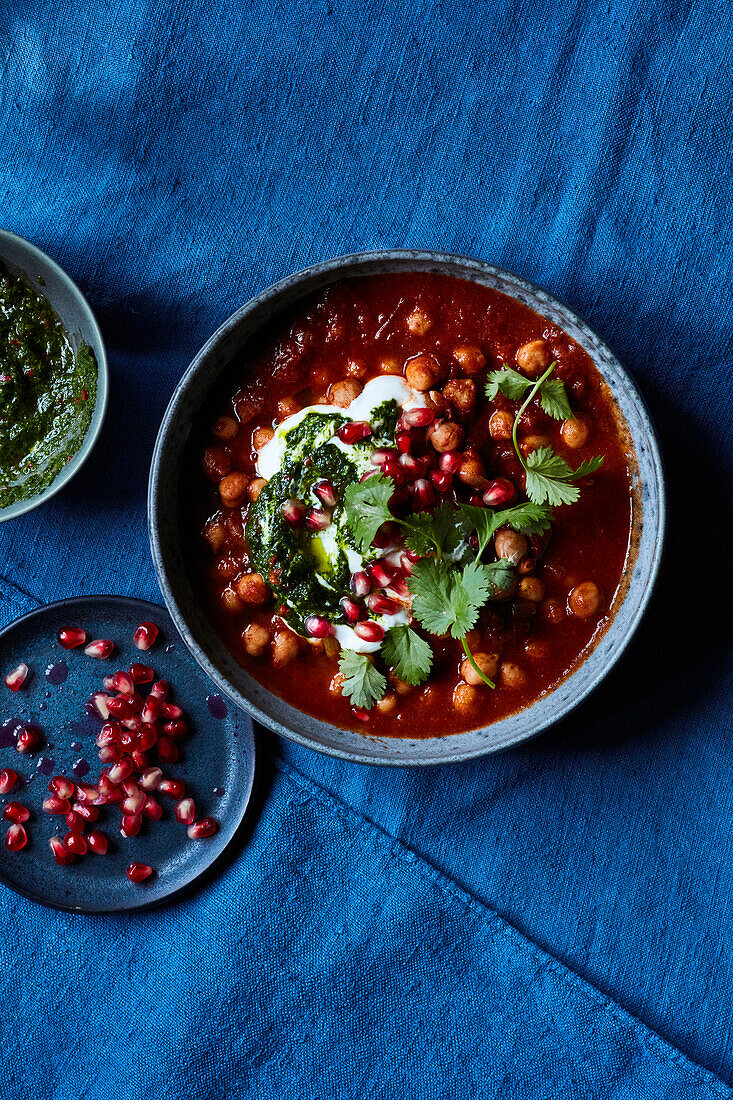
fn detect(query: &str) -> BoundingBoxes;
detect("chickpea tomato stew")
[197,274,633,736]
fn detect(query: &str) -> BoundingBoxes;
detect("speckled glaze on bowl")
[148,251,665,766]
[0,229,108,522]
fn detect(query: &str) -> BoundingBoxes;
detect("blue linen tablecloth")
[1,0,732,1096]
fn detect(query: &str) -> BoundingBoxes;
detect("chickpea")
[247,478,267,502]
[345,358,367,378]
[405,354,443,392]
[236,572,270,605]
[494,528,528,565]
[568,581,602,619]
[542,598,564,624]
[323,635,340,660]
[453,682,479,713]
[425,390,452,416]
[489,409,514,441]
[219,472,249,508]
[389,674,412,696]
[216,555,240,581]
[516,339,551,376]
[406,307,433,335]
[457,453,487,489]
[204,521,226,553]
[520,434,550,456]
[379,355,403,375]
[277,396,300,420]
[272,629,300,668]
[524,638,550,660]
[212,415,239,441]
[460,652,500,686]
[501,662,528,689]
[253,425,274,450]
[453,345,486,375]
[242,622,270,657]
[329,671,346,696]
[202,445,231,481]
[220,586,244,614]
[560,416,590,449]
[518,577,545,602]
[329,379,363,407]
[442,379,477,420]
[376,692,398,715]
[427,420,464,453]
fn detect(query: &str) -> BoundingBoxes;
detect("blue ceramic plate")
[0,596,256,912]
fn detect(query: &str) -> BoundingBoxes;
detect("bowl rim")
[0,228,109,522]
[148,249,666,766]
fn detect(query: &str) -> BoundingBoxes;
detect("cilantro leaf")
[481,557,516,597]
[382,625,433,685]
[458,504,501,559]
[573,455,604,478]
[485,367,532,401]
[403,502,469,558]
[459,501,552,558]
[409,559,491,639]
[524,446,604,506]
[344,474,393,553]
[338,649,387,710]
[538,378,573,421]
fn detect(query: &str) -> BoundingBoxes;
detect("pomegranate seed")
[366,593,399,615]
[84,639,115,659]
[57,626,86,649]
[158,778,185,799]
[281,498,305,526]
[399,553,413,575]
[160,702,183,720]
[126,862,153,883]
[4,663,29,692]
[88,691,111,720]
[162,719,188,739]
[0,768,18,794]
[381,459,406,485]
[387,574,410,599]
[120,814,142,838]
[149,680,169,700]
[139,767,162,791]
[4,801,29,823]
[370,449,398,467]
[404,548,420,563]
[118,729,137,750]
[121,778,139,797]
[483,477,516,507]
[430,470,453,492]
[403,407,435,428]
[175,797,196,824]
[305,615,332,639]
[337,421,372,445]
[97,776,121,803]
[469,493,484,506]
[369,562,394,589]
[438,450,463,474]
[122,791,146,815]
[107,759,133,784]
[5,824,27,851]
[131,750,150,771]
[127,692,144,715]
[87,830,108,854]
[351,571,372,597]
[107,695,131,718]
[187,817,217,840]
[339,597,364,623]
[65,832,87,856]
[123,715,144,733]
[15,725,42,754]
[352,707,370,722]
[353,621,385,643]
[314,480,338,507]
[102,675,116,690]
[412,478,435,510]
[48,776,75,800]
[469,533,479,550]
[141,697,160,724]
[133,622,159,651]
[142,796,162,821]
[43,796,70,815]
[111,670,135,695]
[416,452,437,475]
[129,662,155,684]
[305,508,331,532]
[66,810,85,832]
[72,802,99,822]
[49,836,74,864]
[157,738,178,765]
[396,427,424,455]
[96,724,120,749]
[398,453,422,477]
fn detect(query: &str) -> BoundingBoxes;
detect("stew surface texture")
[196,273,634,737]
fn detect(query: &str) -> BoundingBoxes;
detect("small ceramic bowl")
[149,251,665,766]
[0,229,108,522]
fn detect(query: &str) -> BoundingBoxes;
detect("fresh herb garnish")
[382,624,433,686]
[338,649,387,710]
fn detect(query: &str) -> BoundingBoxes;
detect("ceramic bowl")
[0,229,108,522]
[148,251,665,766]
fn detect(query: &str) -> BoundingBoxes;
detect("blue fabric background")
[0,0,732,1095]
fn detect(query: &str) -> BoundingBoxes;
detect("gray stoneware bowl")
[148,251,665,766]
[0,229,108,522]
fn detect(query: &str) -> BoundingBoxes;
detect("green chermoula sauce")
[0,263,97,508]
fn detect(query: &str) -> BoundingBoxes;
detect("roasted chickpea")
[405,354,443,391]
[329,671,346,696]
[242,622,270,657]
[277,396,300,420]
[220,586,244,614]
[425,390,452,416]
[453,682,479,713]
[345,358,367,378]
[524,638,550,661]
[460,652,500,686]
[253,425,274,450]
[520,434,550,456]
[516,339,551,376]
[389,674,412,696]
[204,521,226,553]
[489,409,514,441]
[329,379,363,407]
[216,555,240,581]
[442,379,477,420]
[212,416,239,441]
[494,528,528,565]
[406,307,432,335]
[236,572,270,605]
[457,452,487,489]
[501,662,527,689]
[542,598,564,624]
[453,345,486,375]
[518,577,545,602]
[427,420,464,453]
[560,416,590,449]
[272,629,300,668]
[202,445,231,481]
[568,581,602,619]
[219,472,250,508]
[376,692,398,715]
[247,478,267,502]
[379,355,403,375]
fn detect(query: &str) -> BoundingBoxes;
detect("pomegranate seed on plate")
[49,836,74,865]
[96,724,120,748]
[314,480,338,507]
[131,749,150,771]
[123,715,144,734]
[352,707,370,722]
[353,621,385,643]
[72,802,99,822]
[88,691,111,720]
[121,778,139,797]
[305,616,332,639]
[366,593,399,616]
[387,575,410,599]
[122,791,146,815]
[118,729,137,750]
[160,702,183,720]
[142,796,162,821]
[129,662,154,685]
[306,508,331,532]
[370,449,398,467]
[133,622,159,651]
[187,817,217,840]
[483,477,516,507]
[398,453,422,477]
[158,778,185,799]
[149,680,169,700]
[103,675,116,691]
[120,814,142,838]
[4,663,29,692]
[403,407,435,428]
[107,759,133,784]
[412,478,435,510]
[141,697,160,723]
[43,796,70,815]
[97,776,121,803]
[48,776,75,800]
[469,493,484,506]
[84,639,115,659]
[381,459,406,485]
[337,421,372,445]
[128,692,144,715]
[157,738,178,765]
[107,696,131,718]
[0,768,18,794]
[430,470,453,493]
[399,553,413,576]
[111,670,135,695]
[369,562,394,589]
[66,810,85,832]
[65,832,87,856]
[57,626,86,649]
[162,719,188,738]
[281,498,305,526]
[126,862,153,883]
[438,450,463,474]
[3,801,30,824]
[15,725,42,754]
[86,830,108,855]
[339,597,364,623]
[139,767,163,791]
[351,571,372,598]
[5,824,27,852]
[175,798,196,825]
